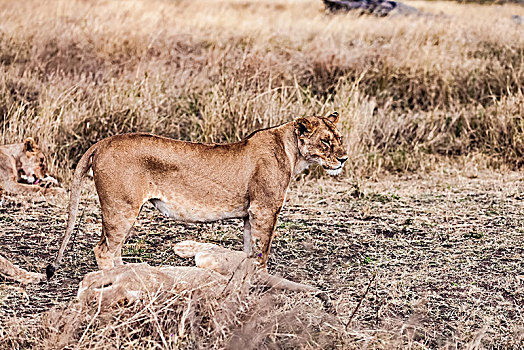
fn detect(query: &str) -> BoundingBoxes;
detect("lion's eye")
[321,139,330,147]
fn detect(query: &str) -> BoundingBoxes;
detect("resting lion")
[0,254,45,284]
[77,240,319,308]
[47,113,347,278]
[0,138,62,196]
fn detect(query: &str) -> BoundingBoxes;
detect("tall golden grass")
[0,0,523,181]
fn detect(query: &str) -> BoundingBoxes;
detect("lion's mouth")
[323,165,343,176]
[19,173,39,185]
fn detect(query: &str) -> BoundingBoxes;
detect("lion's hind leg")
[94,204,142,270]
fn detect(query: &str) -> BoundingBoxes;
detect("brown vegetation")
[32,241,321,349]
[1,0,523,348]
[0,0,523,181]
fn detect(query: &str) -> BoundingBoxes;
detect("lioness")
[46,113,347,278]
[78,240,319,309]
[0,138,62,195]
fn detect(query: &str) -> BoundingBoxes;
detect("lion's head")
[17,138,49,185]
[294,112,348,176]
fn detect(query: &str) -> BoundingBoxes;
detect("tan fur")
[173,240,320,292]
[0,255,45,284]
[0,138,63,196]
[48,113,347,277]
[77,241,318,308]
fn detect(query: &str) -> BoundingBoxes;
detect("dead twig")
[345,271,376,330]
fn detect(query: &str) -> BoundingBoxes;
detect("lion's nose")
[337,157,348,164]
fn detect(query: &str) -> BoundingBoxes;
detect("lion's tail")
[46,142,99,279]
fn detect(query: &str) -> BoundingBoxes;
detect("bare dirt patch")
[1,171,523,348]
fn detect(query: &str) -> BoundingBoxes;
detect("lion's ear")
[24,137,37,153]
[326,112,339,124]
[295,117,317,137]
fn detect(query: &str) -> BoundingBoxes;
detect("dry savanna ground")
[1,0,524,349]
[1,171,523,348]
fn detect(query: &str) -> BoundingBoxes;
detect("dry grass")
[2,279,342,349]
[1,171,523,348]
[1,0,524,349]
[0,0,523,181]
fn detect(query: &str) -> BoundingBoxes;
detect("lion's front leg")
[247,203,282,268]
[0,255,45,284]
[246,166,290,268]
[0,173,62,196]
[3,180,47,195]
[243,217,255,257]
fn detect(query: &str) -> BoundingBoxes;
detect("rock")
[323,0,420,17]
[511,15,524,25]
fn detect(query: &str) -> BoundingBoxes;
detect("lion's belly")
[150,198,247,223]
